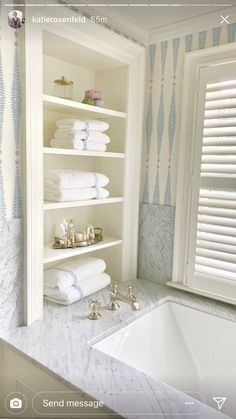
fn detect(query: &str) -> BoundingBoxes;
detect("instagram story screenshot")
[0,0,236,417]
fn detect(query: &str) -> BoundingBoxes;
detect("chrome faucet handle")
[106,284,120,311]
[88,299,102,320]
[111,283,118,294]
[127,284,136,300]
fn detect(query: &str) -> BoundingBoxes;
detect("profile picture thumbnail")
[8,10,25,29]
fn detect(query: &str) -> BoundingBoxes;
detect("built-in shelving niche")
[43,30,128,284]
[25,15,144,323]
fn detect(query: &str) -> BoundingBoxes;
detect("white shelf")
[43,147,125,159]
[43,94,127,119]
[44,236,123,264]
[44,197,124,210]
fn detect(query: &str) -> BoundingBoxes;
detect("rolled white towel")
[55,130,110,144]
[50,138,107,152]
[44,272,111,305]
[44,257,106,292]
[56,118,109,132]
[44,169,109,189]
[44,186,109,202]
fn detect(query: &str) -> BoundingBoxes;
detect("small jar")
[75,232,83,243]
[54,76,73,100]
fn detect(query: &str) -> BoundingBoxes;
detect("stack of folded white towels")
[50,118,110,152]
[44,256,111,305]
[44,168,110,202]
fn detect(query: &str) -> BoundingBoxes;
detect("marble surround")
[0,219,24,333]
[138,203,175,284]
[1,280,234,419]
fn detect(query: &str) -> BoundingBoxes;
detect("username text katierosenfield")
[32,15,108,24]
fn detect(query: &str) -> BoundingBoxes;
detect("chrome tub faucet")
[106,284,140,311]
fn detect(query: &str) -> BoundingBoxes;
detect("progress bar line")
[4,2,233,5]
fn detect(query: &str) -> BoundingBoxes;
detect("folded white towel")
[56,119,109,132]
[44,186,110,202]
[44,257,106,292]
[44,286,81,305]
[44,272,111,305]
[44,169,109,189]
[50,138,107,152]
[55,130,110,144]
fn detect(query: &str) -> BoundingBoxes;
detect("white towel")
[44,169,109,189]
[44,257,106,292]
[44,286,81,305]
[44,186,110,202]
[56,119,109,132]
[44,273,111,305]
[55,130,110,144]
[50,138,107,152]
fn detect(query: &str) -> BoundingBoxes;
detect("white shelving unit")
[43,147,125,159]
[43,94,127,118]
[25,4,145,324]
[44,237,123,265]
[44,197,124,210]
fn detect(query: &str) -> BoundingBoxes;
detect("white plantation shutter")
[187,61,236,300]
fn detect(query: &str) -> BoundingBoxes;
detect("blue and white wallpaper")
[141,22,236,207]
[0,4,24,332]
[139,22,236,284]
[0,10,22,220]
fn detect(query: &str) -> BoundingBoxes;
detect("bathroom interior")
[0,0,236,418]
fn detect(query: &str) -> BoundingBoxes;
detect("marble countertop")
[1,279,235,419]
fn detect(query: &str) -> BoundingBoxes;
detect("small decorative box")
[85,89,102,100]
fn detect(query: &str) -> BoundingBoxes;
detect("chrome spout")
[106,284,140,311]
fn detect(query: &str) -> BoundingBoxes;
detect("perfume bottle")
[68,219,75,245]
[59,219,68,244]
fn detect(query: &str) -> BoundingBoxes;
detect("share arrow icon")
[212,397,227,410]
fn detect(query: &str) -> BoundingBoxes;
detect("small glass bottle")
[68,219,75,245]
[62,218,68,244]
[54,76,73,100]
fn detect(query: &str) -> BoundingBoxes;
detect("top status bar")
[3,3,234,6]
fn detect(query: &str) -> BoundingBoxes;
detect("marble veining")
[0,219,24,333]
[1,280,235,418]
[138,203,175,284]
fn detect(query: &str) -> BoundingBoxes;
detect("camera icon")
[9,398,23,409]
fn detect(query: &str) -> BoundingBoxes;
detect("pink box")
[85,89,102,100]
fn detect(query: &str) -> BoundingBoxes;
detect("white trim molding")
[149,5,236,43]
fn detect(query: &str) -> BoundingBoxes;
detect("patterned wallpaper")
[0,5,22,221]
[142,22,236,207]
[0,5,24,332]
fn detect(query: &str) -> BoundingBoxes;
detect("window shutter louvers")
[189,71,236,288]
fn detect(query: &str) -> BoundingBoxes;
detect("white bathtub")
[94,301,236,417]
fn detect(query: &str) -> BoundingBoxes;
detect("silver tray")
[52,237,103,249]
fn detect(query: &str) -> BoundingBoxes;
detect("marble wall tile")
[0,219,24,332]
[138,203,175,284]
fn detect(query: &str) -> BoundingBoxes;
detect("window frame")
[169,43,236,306]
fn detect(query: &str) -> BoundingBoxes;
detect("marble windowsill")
[0,280,235,419]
